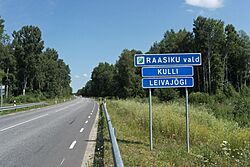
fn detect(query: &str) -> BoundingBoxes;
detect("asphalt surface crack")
[68,117,76,125]
[34,145,44,154]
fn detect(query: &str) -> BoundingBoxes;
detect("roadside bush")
[210,103,234,120]
[223,83,239,98]
[189,92,214,104]
[233,97,250,127]
[214,90,227,103]
[7,92,46,104]
[155,88,180,102]
[240,85,250,97]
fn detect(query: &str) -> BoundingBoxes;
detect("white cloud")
[186,9,194,13]
[74,75,80,79]
[185,0,223,9]
[74,74,88,79]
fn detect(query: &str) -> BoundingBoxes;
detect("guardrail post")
[0,102,48,112]
[113,128,117,137]
[103,102,124,167]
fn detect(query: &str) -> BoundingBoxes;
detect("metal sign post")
[185,87,190,153]
[149,88,153,150]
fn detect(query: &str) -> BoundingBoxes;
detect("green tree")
[57,59,71,96]
[91,62,116,97]
[238,30,250,88]
[40,48,71,98]
[0,16,16,97]
[157,29,194,53]
[224,25,250,90]
[12,26,44,95]
[193,16,225,94]
[82,80,93,97]
[115,49,144,98]
[224,24,238,84]
[148,29,194,96]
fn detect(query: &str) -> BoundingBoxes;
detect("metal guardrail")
[0,102,48,111]
[102,103,124,167]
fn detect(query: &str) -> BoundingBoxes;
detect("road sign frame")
[134,53,201,67]
[142,77,194,89]
[134,53,201,153]
[142,66,193,77]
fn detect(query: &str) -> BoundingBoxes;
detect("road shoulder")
[81,103,99,167]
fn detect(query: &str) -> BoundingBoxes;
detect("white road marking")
[69,140,77,149]
[80,128,84,133]
[60,158,65,165]
[55,106,69,112]
[90,112,92,115]
[0,114,49,132]
[85,120,88,124]
[91,103,95,113]
[55,102,80,113]
[88,116,91,118]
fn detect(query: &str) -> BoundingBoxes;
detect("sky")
[0,0,250,92]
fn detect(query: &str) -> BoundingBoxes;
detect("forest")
[77,16,249,98]
[0,16,72,101]
[77,16,250,127]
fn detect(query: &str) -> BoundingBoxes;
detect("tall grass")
[103,99,250,166]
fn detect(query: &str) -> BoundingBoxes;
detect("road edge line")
[81,102,99,167]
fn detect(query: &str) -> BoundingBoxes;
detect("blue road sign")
[142,77,194,88]
[142,66,193,77]
[134,53,201,67]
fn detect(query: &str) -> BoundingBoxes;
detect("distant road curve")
[0,97,98,167]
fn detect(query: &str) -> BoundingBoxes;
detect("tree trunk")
[6,68,9,97]
[223,53,228,84]
[203,64,206,92]
[208,51,212,95]
[197,67,201,92]
[23,77,27,95]
[225,53,228,83]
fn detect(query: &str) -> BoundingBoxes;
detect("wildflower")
[223,141,228,144]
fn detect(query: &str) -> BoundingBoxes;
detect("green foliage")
[233,97,250,127]
[12,25,44,95]
[115,49,144,98]
[102,99,250,166]
[155,88,179,102]
[155,29,194,53]
[240,85,250,97]
[223,83,239,97]
[0,17,71,99]
[80,16,250,101]
[8,92,46,103]
[189,92,214,104]
[91,62,116,97]
[193,16,225,94]
[214,89,227,103]
[211,53,224,93]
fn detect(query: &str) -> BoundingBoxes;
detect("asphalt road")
[0,97,98,167]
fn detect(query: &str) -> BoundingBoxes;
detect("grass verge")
[0,96,75,116]
[102,99,250,166]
